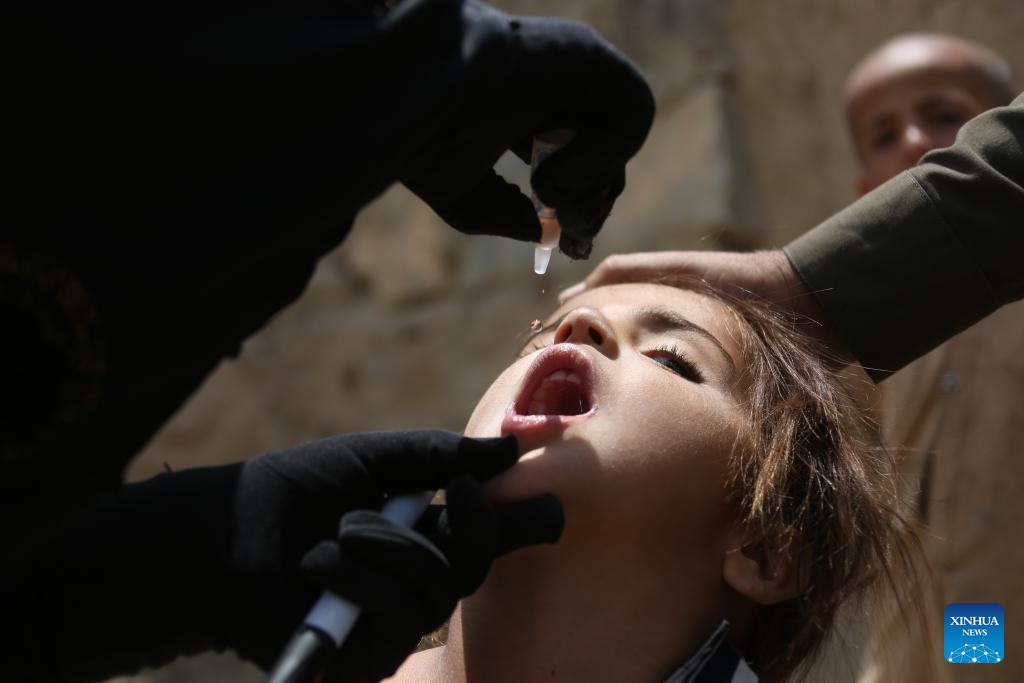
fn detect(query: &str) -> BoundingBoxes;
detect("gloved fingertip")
[442,475,497,553]
[495,493,564,557]
[559,232,594,261]
[413,503,446,536]
[300,539,343,583]
[455,434,521,480]
[477,433,520,452]
[442,173,542,242]
[533,163,623,254]
[443,473,487,507]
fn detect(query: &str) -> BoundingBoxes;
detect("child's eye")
[646,345,704,383]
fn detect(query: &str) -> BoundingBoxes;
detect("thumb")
[353,430,522,496]
[432,170,542,242]
[532,139,626,250]
[431,477,564,595]
[493,493,564,556]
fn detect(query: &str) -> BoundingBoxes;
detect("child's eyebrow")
[634,305,736,370]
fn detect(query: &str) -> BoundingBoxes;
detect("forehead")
[847,46,993,121]
[550,283,744,362]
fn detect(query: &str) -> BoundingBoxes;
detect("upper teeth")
[528,370,583,414]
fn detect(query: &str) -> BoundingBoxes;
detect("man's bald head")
[845,33,1016,194]
[846,34,1015,111]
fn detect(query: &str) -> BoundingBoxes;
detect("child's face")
[848,46,993,194]
[465,283,749,567]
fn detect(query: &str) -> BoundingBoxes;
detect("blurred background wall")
[113,1,1024,681]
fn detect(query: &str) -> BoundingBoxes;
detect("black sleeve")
[3,0,472,462]
[3,465,245,682]
[1,0,471,543]
[784,92,1024,380]
[2,430,526,682]
[1,0,480,675]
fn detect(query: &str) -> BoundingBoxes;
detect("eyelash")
[648,344,704,383]
[517,340,704,383]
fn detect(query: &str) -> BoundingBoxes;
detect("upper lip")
[513,344,598,417]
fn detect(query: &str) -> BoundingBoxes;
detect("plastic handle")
[302,491,435,647]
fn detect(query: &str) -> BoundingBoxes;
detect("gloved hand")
[399,1,655,259]
[301,475,562,682]
[15,430,560,683]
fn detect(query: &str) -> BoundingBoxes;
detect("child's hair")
[668,278,922,681]
[430,279,924,679]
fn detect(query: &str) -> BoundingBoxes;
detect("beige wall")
[726,0,1024,240]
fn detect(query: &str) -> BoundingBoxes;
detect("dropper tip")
[534,246,553,275]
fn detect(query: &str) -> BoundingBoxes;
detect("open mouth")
[507,344,598,424]
[522,368,592,416]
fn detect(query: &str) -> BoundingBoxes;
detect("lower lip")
[500,402,597,450]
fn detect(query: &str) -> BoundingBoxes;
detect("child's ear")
[722,542,803,606]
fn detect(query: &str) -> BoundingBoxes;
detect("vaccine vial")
[530,129,574,274]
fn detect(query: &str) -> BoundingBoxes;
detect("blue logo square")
[945,603,1004,664]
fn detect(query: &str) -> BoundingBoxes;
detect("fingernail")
[558,282,586,303]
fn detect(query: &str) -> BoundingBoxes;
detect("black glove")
[399,1,655,259]
[301,475,562,682]
[10,430,558,683]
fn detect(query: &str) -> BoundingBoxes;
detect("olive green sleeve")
[784,93,1024,380]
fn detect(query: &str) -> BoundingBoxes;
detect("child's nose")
[553,308,619,357]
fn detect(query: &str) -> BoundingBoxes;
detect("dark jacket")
[0,1,479,677]
[786,92,1024,380]
[1,0,467,569]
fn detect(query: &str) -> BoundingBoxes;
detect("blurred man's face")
[847,44,994,194]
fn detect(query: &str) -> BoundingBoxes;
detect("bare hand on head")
[560,250,853,358]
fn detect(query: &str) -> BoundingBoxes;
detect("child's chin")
[482,448,552,504]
